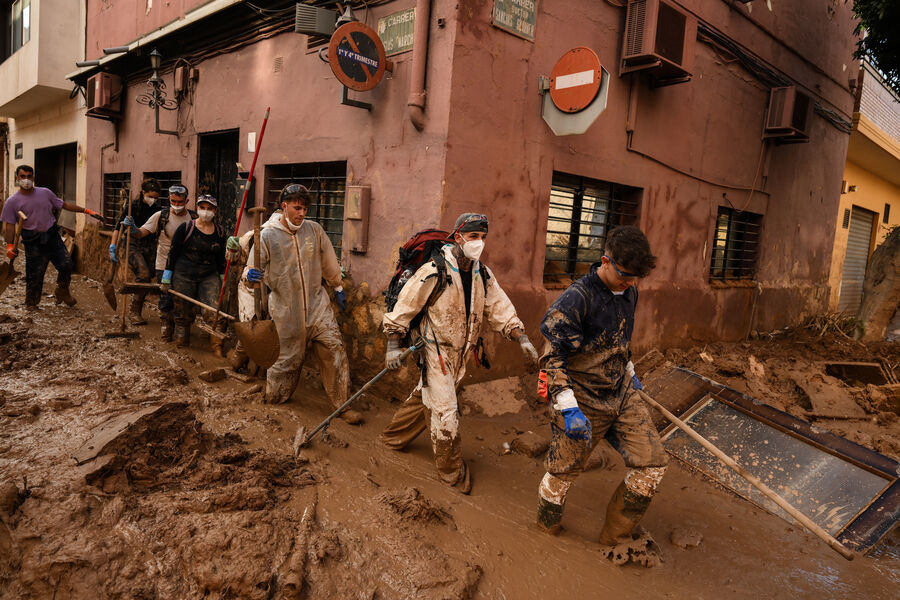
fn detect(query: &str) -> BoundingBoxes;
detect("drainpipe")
[407,0,431,131]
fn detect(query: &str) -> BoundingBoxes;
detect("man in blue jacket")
[537,225,667,567]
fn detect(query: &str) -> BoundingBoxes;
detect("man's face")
[454,231,487,245]
[169,193,187,208]
[282,200,308,226]
[599,255,638,293]
[16,169,34,188]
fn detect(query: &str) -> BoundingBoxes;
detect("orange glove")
[537,370,549,402]
[6,243,16,260]
[84,208,102,221]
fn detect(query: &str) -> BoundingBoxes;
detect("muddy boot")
[161,317,175,342]
[174,325,191,348]
[53,284,77,307]
[209,334,225,358]
[339,409,365,425]
[129,297,147,326]
[24,299,41,311]
[454,460,472,495]
[227,346,249,371]
[537,498,564,535]
[598,482,661,567]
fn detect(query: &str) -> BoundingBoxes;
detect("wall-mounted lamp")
[135,48,178,136]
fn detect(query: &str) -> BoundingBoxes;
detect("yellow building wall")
[828,160,900,310]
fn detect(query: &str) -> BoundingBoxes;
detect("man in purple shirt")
[1,164,102,309]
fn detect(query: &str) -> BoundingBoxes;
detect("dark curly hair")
[605,225,656,278]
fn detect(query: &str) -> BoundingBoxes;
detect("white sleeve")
[140,211,162,233]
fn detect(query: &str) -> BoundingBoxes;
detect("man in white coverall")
[382,213,539,493]
[243,184,361,424]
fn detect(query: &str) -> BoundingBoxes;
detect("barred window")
[710,207,763,281]
[264,161,346,259]
[544,172,640,286]
[102,173,131,230]
[142,171,183,199]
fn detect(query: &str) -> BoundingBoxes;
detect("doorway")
[34,142,77,230]
[197,129,239,234]
[838,205,876,314]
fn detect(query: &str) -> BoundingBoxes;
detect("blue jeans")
[21,225,73,305]
[172,270,220,327]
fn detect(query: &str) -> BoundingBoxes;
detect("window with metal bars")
[263,161,346,259]
[143,171,183,196]
[709,207,763,281]
[102,173,131,230]
[544,172,640,286]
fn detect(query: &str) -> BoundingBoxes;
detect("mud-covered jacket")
[539,263,637,410]
[244,215,342,339]
[237,212,282,322]
[383,243,524,355]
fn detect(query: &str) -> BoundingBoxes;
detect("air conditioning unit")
[764,86,811,143]
[295,3,336,37]
[621,0,697,86]
[86,72,123,119]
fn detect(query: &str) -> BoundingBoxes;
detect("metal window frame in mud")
[645,367,900,553]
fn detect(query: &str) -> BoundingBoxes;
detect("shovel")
[233,206,280,369]
[105,198,139,339]
[102,222,125,310]
[0,211,27,297]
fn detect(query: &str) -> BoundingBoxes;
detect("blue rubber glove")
[160,269,173,293]
[335,289,347,312]
[561,407,592,441]
[632,374,643,391]
[122,215,137,231]
[108,244,117,263]
[247,268,264,283]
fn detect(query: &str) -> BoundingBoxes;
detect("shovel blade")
[102,283,118,310]
[0,262,17,297]
[234,317,280,369]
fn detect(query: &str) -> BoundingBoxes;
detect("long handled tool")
[635,388,855,561]
[105,198,139,339]
[233,206,280,369]
[102,222,125,310]
[116,281,236,322]
[294,341,424,452]
[0,211,27,297]
[212,107,270,333]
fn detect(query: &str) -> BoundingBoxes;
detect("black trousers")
[21,225,73,305]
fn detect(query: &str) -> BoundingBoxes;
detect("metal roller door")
[838,206,876,313]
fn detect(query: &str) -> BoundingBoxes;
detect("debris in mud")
[0,481,23,517]
[510,431,550,457]
[198,367,226,383]
[378,487,455,527]
[599,526,663,568]
[670,527,703,549]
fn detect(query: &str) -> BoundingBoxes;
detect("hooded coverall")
[382,244,524,490]
[244,216,348,407]
[537,264,667,544]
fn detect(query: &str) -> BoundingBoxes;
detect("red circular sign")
[328,22,387,92]
[549,47,604,113]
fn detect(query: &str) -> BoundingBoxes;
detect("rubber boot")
[339,409,364,425]
[161,316,175,342]
[174,325,191,348]
[537,498,564,535]
[53,284,77,306]
[227,345,249,371]
[209,333,224,358]
[129,297,147,326]
[598,482,651,546]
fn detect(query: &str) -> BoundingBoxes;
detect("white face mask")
[283,215,302,232]
[462,239,484,261]
[170,204,186,214]
[18,178,34,190]
[612,290,626,296]
[197,209,215,222]
[143,196,156,206]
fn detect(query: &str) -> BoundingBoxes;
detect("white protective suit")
[236,212,282,323]
[244,215,348,406]
[382,243,524,490]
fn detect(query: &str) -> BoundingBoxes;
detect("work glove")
[160,269,173,293]
[554,389,591,442]
[385,337,404,370]
[517,334,538,366]
[6,244,16,260]
[246,268,264,283]
[625,360,642,391]
[84,208,102,221]
[225,236,241,263]
[122,215,137,231]
[335,288,347,312]
[108,244,118,263]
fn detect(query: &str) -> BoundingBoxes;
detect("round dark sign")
[328,22,387,92]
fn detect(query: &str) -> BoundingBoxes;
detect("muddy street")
[0,274,898,599]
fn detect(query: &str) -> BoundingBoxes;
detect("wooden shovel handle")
[12,211,27,248]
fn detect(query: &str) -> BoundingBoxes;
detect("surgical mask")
[283,217,302,232]
[462,239,484,261]
[170,204,186,214]
[197,209,215,222]
[143,196,156,206]
[612,290,626,296]
[18,179,34,190]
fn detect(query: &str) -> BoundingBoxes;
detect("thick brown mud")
[0,274,898,599]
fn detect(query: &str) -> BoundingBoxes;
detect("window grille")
[544,172,640,286]
[709,207,763,281]
[143,171,183,210]
[264,161,346,259]
[102,173,131,230]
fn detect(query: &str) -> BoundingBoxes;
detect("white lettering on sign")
[337,47,379,68]
[555,70,594,90]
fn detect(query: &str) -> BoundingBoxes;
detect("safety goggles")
[168,185,188,195]
[603,256,639,280]
[196,194,218,207]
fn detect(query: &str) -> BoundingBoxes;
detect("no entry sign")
[328,22,388,92]
[549,47,604,113]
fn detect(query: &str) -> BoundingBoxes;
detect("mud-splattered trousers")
[383,244,524,487]
[127,241,156,309]
[244,217,347,406]
[21,225,72,305]
[538,265,667,521]
[171,270,220,328]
